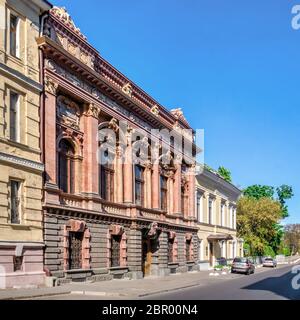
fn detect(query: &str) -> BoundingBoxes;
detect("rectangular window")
[10,14,19,57]
[10,91,19,142]
[208,198,213,225]
[100,164,114,201]
[111,235,121,267]
[221,203,225,226]
[196,191,203,222]
[10,180,20,224]
[135,165,144,206]
[186,240,191,261]
[13,256,23,272]
[160,175,168,211]
[168,238,174,263]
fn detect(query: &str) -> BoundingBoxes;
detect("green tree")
[237,197,282,256]
[276,185,294,218]
[217,166,232,183]
[243,184,274,200]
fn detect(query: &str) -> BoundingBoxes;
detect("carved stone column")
[115,146,124,203]
[123,127,133,203]
[173,156,182,215]
[167,171,175,215]
[44,76,59,199]
[188,165,196,219]
[82,103,100,195]
[151,143,160,210]
[144,161,152,208]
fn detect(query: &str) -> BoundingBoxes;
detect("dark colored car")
[231,257,255,275]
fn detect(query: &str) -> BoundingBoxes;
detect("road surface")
[145,264,300,300]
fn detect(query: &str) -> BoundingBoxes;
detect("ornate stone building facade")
[196,166,243,270]
[0,0,51,288]
[38,7,198,282]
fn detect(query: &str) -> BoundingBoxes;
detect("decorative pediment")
[50,7,87,40]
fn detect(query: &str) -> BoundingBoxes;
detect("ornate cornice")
[0,152,44,173]
[43,10,192,131]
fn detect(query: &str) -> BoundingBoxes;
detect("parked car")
[231,257,255,275]
[263,257,277,268]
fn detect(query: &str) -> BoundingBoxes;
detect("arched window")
[58,139,75,193]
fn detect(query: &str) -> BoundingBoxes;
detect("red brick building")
[38,7,198,282]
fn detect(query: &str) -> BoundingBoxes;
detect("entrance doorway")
[209,242,214,266]
[142,239,152,276]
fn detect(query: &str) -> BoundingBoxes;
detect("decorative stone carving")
[50,7,87,40]
[80,51,88,64]
[57,95,81,129]
[185,233,193,241]
[44,76,58,95]
[171,108,186,122]
[150,104,159,116]
[147,222,160,239]
[108,118,119,132]
[68,42,77,56]
[109,224,124,236]
[122,83,133,97]
[85,103,100,118]
[169,231,176,240]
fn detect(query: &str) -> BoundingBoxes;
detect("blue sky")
[52,0,300,224]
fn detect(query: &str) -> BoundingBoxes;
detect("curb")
[0,290,71,300]
[71,291,126,297]
[138,283,201,298]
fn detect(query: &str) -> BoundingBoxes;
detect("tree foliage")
[237,197,282,256]
[284,224,300,254]
[276,185,294,218]
[217,166,232,183]
[243,184,274,200]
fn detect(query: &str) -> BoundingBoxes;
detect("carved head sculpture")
[122,83,133,97]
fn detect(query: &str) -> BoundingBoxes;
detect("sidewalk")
[0,270,217,300]
[1,257,299,300]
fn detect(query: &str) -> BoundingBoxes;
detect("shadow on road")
[242,268,300,300]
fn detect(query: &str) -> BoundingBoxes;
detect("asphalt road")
[144,264,300,300]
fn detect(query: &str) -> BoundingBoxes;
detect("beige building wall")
[0,0,51,288]
[196,168,243,269]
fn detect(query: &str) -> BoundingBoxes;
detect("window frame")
[160,174,168,211]
[134,164,145,206]
[110,235,121,267]
[9,90,20,142]
[208,198,213,225]
[9,12,20,58]
[58,139,76,194]
[10,179,21,224]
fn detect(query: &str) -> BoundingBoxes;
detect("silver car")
[231,257,255,275]
[263,257,277,268]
